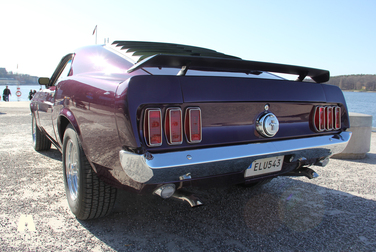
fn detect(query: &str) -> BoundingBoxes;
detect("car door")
[38,54,74,145]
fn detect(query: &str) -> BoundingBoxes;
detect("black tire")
[242,178,274,188]
[62,124,117,220]
[32,114,51,151]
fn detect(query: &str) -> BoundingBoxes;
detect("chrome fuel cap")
[256,112,279,137]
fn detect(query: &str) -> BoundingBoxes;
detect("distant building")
[0,68,7,75]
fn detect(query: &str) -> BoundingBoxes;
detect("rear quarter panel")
[55,75,123,170]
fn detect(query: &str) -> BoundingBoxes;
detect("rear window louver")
[111,41,241,63]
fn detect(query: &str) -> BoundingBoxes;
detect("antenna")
[92,25,97,44]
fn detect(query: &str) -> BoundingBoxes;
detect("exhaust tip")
[312,172,319,179]
[282,167,319,179]
[154,185,203,208]
[154,184,176,199]
[315,157,330,167]
[172,190,203,207]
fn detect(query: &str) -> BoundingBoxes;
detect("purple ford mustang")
[30,41,351,220]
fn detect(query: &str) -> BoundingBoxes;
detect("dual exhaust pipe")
[154,184,203,207]
[154,159,323,207]
[282,156,326,179]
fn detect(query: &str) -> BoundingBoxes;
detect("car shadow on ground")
[78,177,376,251]
[36,148,62,161]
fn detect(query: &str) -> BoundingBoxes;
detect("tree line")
[0,68,38,85]
[326,74,376,91]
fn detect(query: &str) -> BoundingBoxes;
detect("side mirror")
[38,77,50,87]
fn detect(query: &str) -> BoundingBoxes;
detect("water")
[1,85,374,127]
[343,91,376,128]
[0,85,43,102]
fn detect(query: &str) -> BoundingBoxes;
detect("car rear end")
[115,74,351,196]
[46,41,352,219]
[102,41,351,203]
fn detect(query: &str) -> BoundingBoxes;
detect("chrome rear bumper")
[119,131,351,184]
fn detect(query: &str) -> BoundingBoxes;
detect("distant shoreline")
[0,83,40,86]
[343,90,376,93]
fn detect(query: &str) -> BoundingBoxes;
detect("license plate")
[244,155,284,177]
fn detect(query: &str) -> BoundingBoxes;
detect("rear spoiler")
[127,54,329,83]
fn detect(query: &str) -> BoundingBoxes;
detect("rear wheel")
[32,114,51,151]
[62,124,117,220]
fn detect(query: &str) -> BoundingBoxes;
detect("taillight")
[319,107,325,131]
[143,106,202,147]
[144,108,162,146]
[313,105,341,132]
[185,108,202,143]
[335,107,341,129]
[326,107,333,130]
[165,108,183,145]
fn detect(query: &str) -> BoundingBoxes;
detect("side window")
[56,60,73,84]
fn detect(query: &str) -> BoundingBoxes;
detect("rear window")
[142,67,283,80]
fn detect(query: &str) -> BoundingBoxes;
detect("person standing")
[28,89,33,100]
[3,86,11,102]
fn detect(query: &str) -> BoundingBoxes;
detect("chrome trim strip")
[119,132,351,184]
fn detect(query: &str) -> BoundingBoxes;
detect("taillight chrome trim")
[165,107,183,145]
[313,105,341,132]
[144,108,162,147]
[185,107,202,144]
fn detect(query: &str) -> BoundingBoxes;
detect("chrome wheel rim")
[65,139,79,201]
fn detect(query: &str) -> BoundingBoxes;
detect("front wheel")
[62,124,117,220]
[32,114,51,151]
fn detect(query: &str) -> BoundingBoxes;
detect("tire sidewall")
[32,114,37,149]
[62,125,85,217]
[32,112,51,151]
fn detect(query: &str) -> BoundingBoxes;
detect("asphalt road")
[1,101,376,251]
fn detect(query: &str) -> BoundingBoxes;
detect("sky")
[0,0,375,78]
